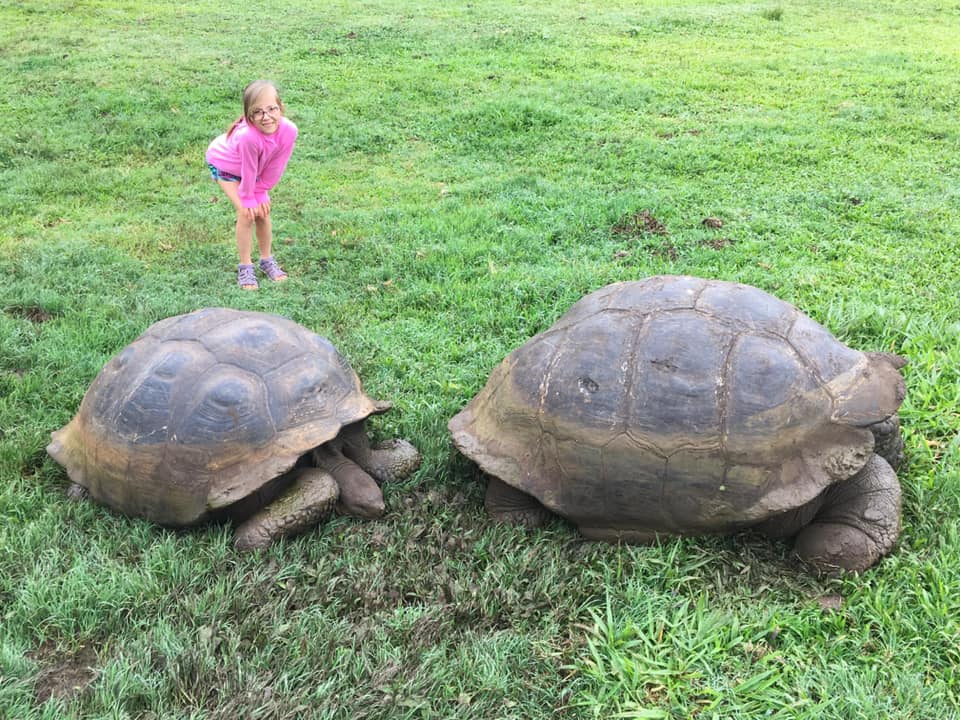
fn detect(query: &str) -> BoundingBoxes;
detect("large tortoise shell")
[449,276,906,535]
[47,308,383,526]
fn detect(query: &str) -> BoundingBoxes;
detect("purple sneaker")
[259,256,288,281]
[238,263,258,290]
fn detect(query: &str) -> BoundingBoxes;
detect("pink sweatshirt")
[205,117,298,208]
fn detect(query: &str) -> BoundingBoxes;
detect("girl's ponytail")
[226,116,244,138]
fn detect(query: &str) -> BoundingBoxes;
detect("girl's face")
[248,88,282,135]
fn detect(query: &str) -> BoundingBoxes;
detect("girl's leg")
[255,211,288,281]
[217,180,255,265]
[254,212,273,261]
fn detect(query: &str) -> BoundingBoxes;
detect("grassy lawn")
[2,0,959,717]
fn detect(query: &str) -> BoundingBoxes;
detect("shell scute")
[536,315,640,433]
[628,311,728,444]
[724,334,830,462]
[696,280,796,334]
[173,369,273,446]
[114,344,217,444]
[202,315,307,376]
[608,275,704,314]
[788,313,862,381]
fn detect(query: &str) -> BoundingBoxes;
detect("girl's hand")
[257,200,271,218]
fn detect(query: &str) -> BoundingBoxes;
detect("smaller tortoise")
[449,276,907,574]
[47,308,420,550]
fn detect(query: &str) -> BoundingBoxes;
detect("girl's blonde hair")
[226,80,285,137]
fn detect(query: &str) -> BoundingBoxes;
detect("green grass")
[2,0,959,717]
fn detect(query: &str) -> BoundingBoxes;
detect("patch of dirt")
[20,448,49,478]
[611,209,669,237]
[701,216,724,229]
[817,594,843,613]
[656,129,702,139]
[5,305,54,323]
[700,237,734,250]
[651,241,679,260]
[28,643,99,704]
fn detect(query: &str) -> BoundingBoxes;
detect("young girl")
[206,80,298,290]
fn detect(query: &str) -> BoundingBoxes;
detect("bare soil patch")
[29,642,99,704]
[611,209,669,237]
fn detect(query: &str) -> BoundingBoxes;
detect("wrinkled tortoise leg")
[868,413,905,470]
[793,454,902,575]
[313,443,385,519]
[233,468,338,551]
[338,422,422,484]
[485,477,554,528]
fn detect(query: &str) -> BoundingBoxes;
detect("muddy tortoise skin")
[47,308,420,550]
[449,276,907,574]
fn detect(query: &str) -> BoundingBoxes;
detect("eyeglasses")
[251,105,280,120]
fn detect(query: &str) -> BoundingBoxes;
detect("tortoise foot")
[338,422,421,484]
[793,454,901,574]
[360,438,422,484]
[66,483,89,502]
[233,468,338,551]
[795,523,882,575]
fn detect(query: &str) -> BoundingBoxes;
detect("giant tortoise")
[449,276,907,573]
[47,308,420,550]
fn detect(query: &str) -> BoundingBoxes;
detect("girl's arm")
[256,120,299,192]
[236,134,264,208]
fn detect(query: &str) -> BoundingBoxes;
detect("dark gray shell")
[47,308,382,526]
[449,276,906,536]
